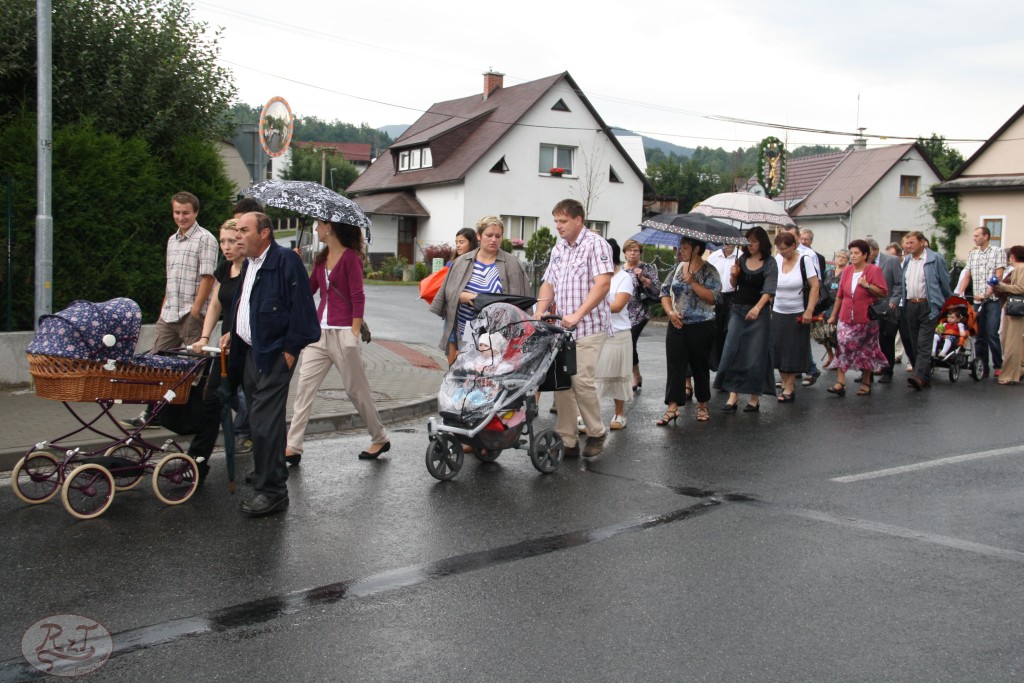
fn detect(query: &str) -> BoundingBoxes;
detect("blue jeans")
[976,300,1003,371]
[233,386,250,439]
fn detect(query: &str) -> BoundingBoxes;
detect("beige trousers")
[555,332,607,447]
[286,329,389,453]
[152,313,203,352]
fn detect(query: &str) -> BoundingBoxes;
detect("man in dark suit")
[224,212,320,517]
[867,238,903,383]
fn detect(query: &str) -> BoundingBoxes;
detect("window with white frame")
[538,144,574,175]
[398,147,433,172]
[501,215,538,243]
[981,216,1004,248]
[586,220,608,237]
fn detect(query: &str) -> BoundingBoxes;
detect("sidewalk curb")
[0,396,438,474]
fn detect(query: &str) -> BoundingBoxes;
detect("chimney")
[851,127,868,151]
[483,69,504,100]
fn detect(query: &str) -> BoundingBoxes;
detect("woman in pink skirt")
[825,239,889,397]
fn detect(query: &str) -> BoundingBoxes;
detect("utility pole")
[320,148,326,186]
[35,0,53,327]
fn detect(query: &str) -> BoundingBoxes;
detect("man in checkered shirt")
[538,199,613,458]
[958,226,1007,378]
[122,191,218,428]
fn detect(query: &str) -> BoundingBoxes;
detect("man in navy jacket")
[226,212,320,516]
[901,231,953,390]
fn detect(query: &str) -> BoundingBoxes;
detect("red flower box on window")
[549,167,566,176]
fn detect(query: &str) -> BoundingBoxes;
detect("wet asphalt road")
[3,284,1024,681]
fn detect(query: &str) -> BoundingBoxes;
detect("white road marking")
[832,445,1024,483]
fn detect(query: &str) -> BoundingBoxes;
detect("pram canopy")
[439,302,558,426]
[939,295,979,336]
[27,298,142,362]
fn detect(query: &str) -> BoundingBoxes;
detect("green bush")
[501,238,513,253]
[525,226,557,262]
[413,262,429,281]
[379,255,408,281]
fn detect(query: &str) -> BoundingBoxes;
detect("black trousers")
[665,320,715,404]
[244,350,295,497]
[630,318,648,367]
[906,301,938,381]
[187,368,223,468]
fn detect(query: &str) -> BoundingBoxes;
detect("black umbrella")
[641,212,749,246]
[214,351,237,493]
[625,227,683,248]
[244,179,372,243]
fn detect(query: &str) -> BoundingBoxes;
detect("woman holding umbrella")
[657,237,722,424]
[714,227,777,412]
[286,220,391,461]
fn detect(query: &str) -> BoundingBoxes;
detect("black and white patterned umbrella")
[243,180,372,241]
[641,212,750,247]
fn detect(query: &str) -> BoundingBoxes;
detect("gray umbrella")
[244,179,372,242]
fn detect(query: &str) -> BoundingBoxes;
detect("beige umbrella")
[690,191,796,229]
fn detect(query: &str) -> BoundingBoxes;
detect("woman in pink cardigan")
[825,239,889,396]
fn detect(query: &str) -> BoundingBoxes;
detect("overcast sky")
[192,0,1023,157]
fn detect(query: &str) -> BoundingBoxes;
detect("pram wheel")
[949,362,960,383]
[425,435,462,481]
[472,447,502,463]
[61,463,115,520]
[971,357,984,381]
[104,444,146,491]
[151,453,199,505]
[529,429,564,474]
[12,450,62,504]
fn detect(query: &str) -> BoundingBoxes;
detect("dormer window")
[398,147,433,172]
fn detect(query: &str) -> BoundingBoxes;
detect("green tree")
[917,134,967,265]
[1,0,236,147]
[525,227,557,262]
[283,146,360,193]
[0,0,236,328]
[790,145,842,158]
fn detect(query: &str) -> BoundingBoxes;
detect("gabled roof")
[294,141,372,163]
[792,143,941,217]
[945,103,1024,180]
[354,191,429,217]
[348,72,653,195]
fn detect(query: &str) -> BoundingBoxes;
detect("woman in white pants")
[286,220,390,462]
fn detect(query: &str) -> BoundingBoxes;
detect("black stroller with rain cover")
[425,294,574,480]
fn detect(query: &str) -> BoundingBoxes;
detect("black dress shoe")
[878,373,892,384]
[722,402,738,412]
[358,441,391,460]
[743,403,760,412]
[285,452,302,467]
[240,493,289,517]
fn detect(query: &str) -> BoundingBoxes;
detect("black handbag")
[1006,295,1024,317]
[800,258,834,316]
[539,336,576,392]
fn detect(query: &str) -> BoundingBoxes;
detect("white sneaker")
[577,416,586,433]
[905,363,913,373]
[610,414,627,430]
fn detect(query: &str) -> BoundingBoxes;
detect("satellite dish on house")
[259,96,294,158]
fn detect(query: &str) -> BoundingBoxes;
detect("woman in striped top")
[430,216,530,362]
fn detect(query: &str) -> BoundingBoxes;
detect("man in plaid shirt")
[538,199,613,458]
[959,226,1006,377]
[122,191,218,428]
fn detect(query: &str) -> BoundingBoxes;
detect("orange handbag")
[419,265,448,304]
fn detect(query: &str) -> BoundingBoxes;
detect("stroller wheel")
[949,362,960,383]
[529,429,564,474]
[12,450,62,504]
[104,444,147,491]
[61,463,115,520]
[151,453,199,505]
[472,447,502,463]
[426,435,462,481]
[971,357,985,381]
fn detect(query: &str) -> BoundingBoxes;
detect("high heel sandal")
[856,384,872,396]
[722,402,738,412]
[827,382,846,397]
[696,404,710,422]
[656,410,680,426]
